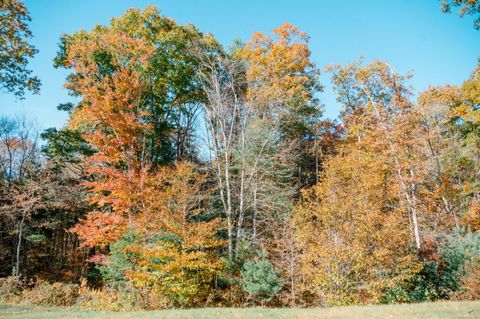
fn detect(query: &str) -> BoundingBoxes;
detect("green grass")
[0,301,479,319]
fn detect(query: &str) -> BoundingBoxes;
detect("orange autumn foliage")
[70,212,127,249]
[125,163,224,306]
[241,22,319,116]
[64,28,156,247]
[462,200,480,232]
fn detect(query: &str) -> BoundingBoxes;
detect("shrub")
[384,229,480,303]
[95,232,139,288]
[383,261,439,303]
[439,230,480,294]
[0,276,23,303]
[454,257,480,300]
[22,281,79,306]
[0,276,168,311]
[241,259,283,302]
[76,279,167,311]
[77,286,135,311]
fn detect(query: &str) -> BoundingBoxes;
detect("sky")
[0,0,479,131]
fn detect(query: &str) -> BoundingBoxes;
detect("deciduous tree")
[0,0,40,97]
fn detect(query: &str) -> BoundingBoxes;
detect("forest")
[0,0,479,311]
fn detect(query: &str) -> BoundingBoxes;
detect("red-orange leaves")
[64,26,156,249]
[71,211,127,249]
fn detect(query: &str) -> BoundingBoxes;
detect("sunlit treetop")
[0,0,40,98]
[241,22,321,116]
[326,60,414,141]
[54,5,219,112]
[54,6,221,165]
[453,63,480,124]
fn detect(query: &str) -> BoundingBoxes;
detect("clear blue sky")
[0,0,479,130]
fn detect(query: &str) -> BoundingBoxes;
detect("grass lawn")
[0,301,478,319]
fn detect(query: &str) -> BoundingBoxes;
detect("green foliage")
[41,128,95,165]
[25,233,47,244]
[2,2,480,311]
[96,232,139,289]
[383,261,442,303]
[218,241,256,288]
[55,6,219,164]
[384,230,480,303]
[241,259,283,301]
[440,230,480,292]
[0,0,40,98]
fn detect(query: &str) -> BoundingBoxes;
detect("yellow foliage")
[293,148,421,305]
[125,163,224,307]
[241,23,319,116]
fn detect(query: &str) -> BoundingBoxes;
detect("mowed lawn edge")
[0,300,479,319]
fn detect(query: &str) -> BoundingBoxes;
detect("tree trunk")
[363,87,422,249]
[15,215,25,276]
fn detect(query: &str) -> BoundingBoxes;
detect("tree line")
[0,0,479,309]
